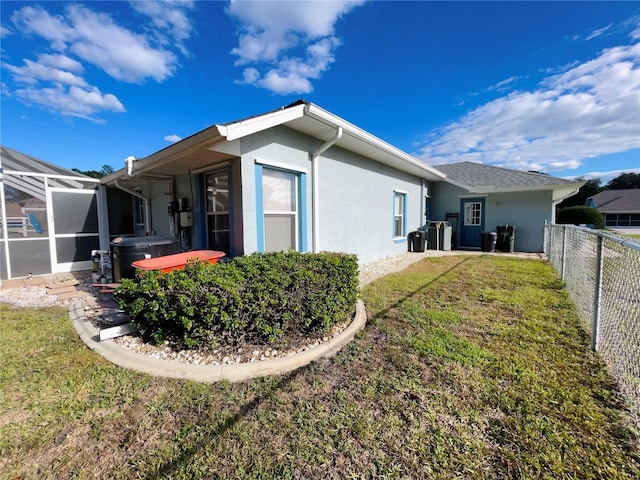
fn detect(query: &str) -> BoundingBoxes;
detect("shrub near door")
[114,251,359,349]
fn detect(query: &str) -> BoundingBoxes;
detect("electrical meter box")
[179,211,193,227]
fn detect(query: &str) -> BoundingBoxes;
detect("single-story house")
[1,101,585,280]
[430,162,583,252]
[586,189,640,228]
[100,100,446,266]
[0,146,103,280]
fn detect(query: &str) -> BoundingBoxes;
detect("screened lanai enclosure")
[0,146,104,280]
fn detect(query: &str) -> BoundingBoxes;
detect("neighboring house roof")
[434,161,584,202]
[587,189,640,213]
[102,100,446,184]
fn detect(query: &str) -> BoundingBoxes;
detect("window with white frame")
[262,168,298,252]
[464,201,482,226]
[394,191,406,238]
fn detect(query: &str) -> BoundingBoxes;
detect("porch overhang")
[101,127,231,185]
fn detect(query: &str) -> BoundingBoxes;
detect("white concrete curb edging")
[70,299,367,383]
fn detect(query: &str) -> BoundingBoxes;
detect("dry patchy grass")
[1,256,638,479]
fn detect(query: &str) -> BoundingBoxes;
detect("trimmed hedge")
[114,251,359,349]
[556,206,603,226]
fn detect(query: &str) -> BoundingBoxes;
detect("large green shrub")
[114,251,359,349]
[556,206,603,226]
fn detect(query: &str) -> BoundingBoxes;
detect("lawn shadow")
[366,256,472,323]
[146,372,297,479]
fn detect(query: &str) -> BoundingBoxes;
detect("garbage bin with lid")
[407,231,427,252]
[111,236,180,281]
[426,221,452,251]
[496,225,516,252]
[481,232,498,252]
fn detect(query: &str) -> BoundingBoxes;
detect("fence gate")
[48,188,100,273]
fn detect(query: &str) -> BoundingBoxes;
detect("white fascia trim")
[218,104,306,141]
[458,194,489,198]
[255,158,309,174]
[470,182,584,195]
[304,103,446,180]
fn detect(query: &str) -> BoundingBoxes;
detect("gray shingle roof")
[588,189,640,213]
[433,161,580,192]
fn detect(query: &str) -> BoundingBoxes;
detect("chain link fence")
[545,224,640,424]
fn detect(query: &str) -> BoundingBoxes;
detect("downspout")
[420,179,425,228]
[310,127,343,253]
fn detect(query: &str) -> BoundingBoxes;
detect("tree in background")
[557,177,603,208]
[605,172,640,190]
[72,165,114,179]
[556,206,603,226]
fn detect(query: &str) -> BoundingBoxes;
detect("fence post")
[561,226,567,282]
[591,234,604,351]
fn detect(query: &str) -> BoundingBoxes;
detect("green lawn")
[1,256,638,479]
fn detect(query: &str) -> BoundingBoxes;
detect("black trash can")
[408,231,427,252]
[496,225,516,252]
[481,232,498,252]
[111,236,180,281]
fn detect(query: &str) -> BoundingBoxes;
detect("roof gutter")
[310,126,343,253]
[303,103,446,181]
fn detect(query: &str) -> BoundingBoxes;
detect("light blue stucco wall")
[239,126,313,255]
[239,126,427,264]
[316,147,425,264]
[431,181,553,252]
[125,125,430,263]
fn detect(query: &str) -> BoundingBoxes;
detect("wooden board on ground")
[47,285,80,296]
[56,291,92,301]
[99,322,138,341]
[46,279,79,289]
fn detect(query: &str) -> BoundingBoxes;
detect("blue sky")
[1,1,638,184]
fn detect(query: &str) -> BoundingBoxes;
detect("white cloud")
[0,25,12,37]
[227,0,365,95]
[129,0,195,56]
[417,38,640,175]
[586,23,612,41]
[15,84,125,123]
[11,4,178,83]
[164,134,182,143]
[4,3,195,122]
[4,56,87,87]
[260,70,313,95]
[237,67,260,85]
